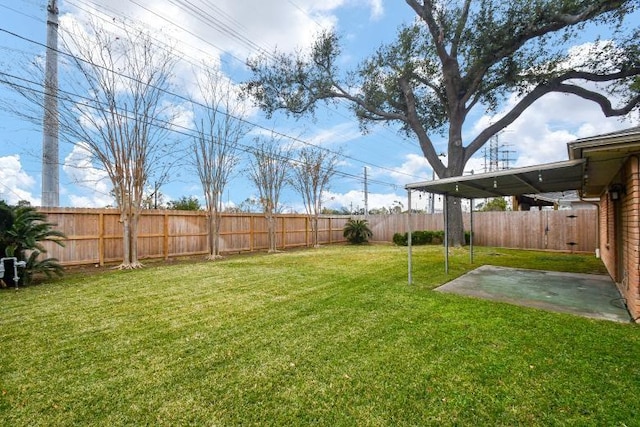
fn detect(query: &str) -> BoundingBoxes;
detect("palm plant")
[0,203,66,285]
[343,218,373,245]
[0,201,13,255]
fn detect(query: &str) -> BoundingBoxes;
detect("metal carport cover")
[405,159,586,198]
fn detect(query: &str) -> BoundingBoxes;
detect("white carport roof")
[405,159,586,199]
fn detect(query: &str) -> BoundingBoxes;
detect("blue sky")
[0,0,638,212]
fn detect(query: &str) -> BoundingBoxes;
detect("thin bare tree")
[3,18,180,269]
[247,134,292,253]
[66,21,180,268]
[289,146,339,248]
[192,67,249,259]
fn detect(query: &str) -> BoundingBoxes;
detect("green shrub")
[0,203,66,285]
[343,218,373,244]
[432,230,444,244]
[392,230,470,246]
[392,232,407,246]
[411,230,428,245]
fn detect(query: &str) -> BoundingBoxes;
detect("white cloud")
[63,143,113,208]
[381,153,431,184]
[0,155,38,205]
[305,122,363,147]
[62,0,383,73]
[163,101,195,132]
[365,0,384,20]
[323,189,404,211]
[562,40,621,73]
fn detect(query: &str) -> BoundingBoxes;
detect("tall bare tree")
[192,67,249,259]
[245,0,640,245]
[247,134,292,253]
[289,146,339,248]
[66,21,180,268]
[3,18,179,268]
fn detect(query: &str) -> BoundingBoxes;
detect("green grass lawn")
[1,245,638,426]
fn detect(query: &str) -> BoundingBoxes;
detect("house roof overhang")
[568,126,640,198]
[405,159,586,199]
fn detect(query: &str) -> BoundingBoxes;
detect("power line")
[66,0,272,69]
[0,179,31,203]
[62,0,423,168]
[64,0,233,70]
[0,26,428,184]
[0,0,433,207]
[165,0,272,57]
[0,70,398,190]
[0,2,43,23]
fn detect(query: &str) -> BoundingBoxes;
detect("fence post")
[98,212,105,266]
[163,212,169,260]
[250,215,254,252]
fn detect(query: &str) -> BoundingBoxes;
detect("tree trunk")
[444,134,466,247]
[117,211,144,269]
[446,196,465,247]
[312,216,320,248]
[129,212,142,268]
[206,210,223,260]
[119,214,132,269]
[267,213,277,253]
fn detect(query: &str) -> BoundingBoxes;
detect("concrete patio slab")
[436,265,631,322]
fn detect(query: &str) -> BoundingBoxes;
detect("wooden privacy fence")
[371,209,597,253]
[468,210,597,253]
[37,208,350,266]
[37,208,597,266]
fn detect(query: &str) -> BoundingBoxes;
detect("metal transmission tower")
[42,0,59,206]
[500,143,516,170]
[483,136,499,172]
[483,132,515,172]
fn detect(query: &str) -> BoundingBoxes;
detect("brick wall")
[601,157,640,322]
[621,157,640,321]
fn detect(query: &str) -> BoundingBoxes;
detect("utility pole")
[363,166,368,217]
[42,0,59,207]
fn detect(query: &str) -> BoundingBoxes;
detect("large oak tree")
[245,0,640,245]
